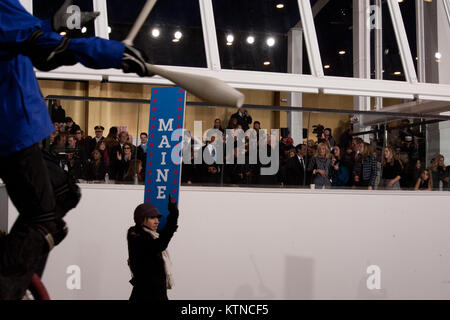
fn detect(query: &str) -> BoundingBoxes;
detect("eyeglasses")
[124,147,131,150]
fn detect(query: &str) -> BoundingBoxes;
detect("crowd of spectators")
[182,114,450,191]
[46,101,450,191]
[46,100,147,183]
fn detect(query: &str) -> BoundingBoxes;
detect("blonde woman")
[307,143,332,188]
[430,155,448,190]
[414,169,433,191]
[380,146,402,190]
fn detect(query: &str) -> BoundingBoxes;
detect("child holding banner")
[127,196,179,301]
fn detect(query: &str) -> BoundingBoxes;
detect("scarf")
[143,227,174,289]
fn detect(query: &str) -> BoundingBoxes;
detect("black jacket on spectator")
[230,111,252,132]
[285,155,306,186]
[84,160,107,181]
[127,205,179,301]
[50,105,66,123]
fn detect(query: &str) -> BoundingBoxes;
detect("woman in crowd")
[330,146,349,187]
[96,140,110,168]
[84,148,107,181]
[380,146,402,190]
[115,142,135,181]
[307,142,332,188]
[414,169,433,191]
[353,143,378,190]
[430,155,448,190]
[123,159,144,183]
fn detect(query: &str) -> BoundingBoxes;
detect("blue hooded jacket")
[0,0,125,157]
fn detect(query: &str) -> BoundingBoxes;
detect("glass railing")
[43,95,450,192]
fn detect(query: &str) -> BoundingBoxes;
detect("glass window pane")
[314,0,353,77]
[33,0,95,38]
[212,0,310,74]
[106,0,207,68]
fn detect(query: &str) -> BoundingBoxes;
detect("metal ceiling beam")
[297,0,324,77]
[360,100,450,126]
[294,0,330,28]
[312,0,331,17]
[93,0,110,39]
[387,0,418,84]
[199,0,221,71]
[416,0,426,83]
[38,63,450,101]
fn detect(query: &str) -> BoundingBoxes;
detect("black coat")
[230,111,252,131]
[285,156,306,186]
[127,206,179,301]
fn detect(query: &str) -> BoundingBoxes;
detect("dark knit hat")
[134,203,162,225]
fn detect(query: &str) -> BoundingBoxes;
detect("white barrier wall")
[5,185,450,300]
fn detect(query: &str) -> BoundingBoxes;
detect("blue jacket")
[0,0,125,157]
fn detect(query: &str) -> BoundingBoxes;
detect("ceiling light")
[152,28,160,38]
[174,31,182,39]
[60,31,67,36]
[394,71,402,75]
[263,61,271,66]
[107,26,112,34]
[324,64,330,69]
[81,27,87,34]
[266,37,275,47]
[398,0,404,3]
[339,50,346,55]
[435,52,442,60]
[226,34,234,43]
[246,36,255,44]
[172,38,180,43]
[276,3,284,9]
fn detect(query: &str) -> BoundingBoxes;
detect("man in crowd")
[230,108,252,132]
[89,125,105,153]
[285,144,307,186]
[137,133,148,173]
[64,117,81,135]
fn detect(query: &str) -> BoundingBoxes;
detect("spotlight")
[81,27,87,34]
[276,3,284,9]
[339,50,346,55]
[226,34,234,43]
[59,31,67,36]
[266,37,275,47]
[263,61,271,66]
[246,36,255,44]
[152,28,160,38]
[435,52,442,60]
[174,31,182,39]
[324,64,331,69]
[394,71,402,75]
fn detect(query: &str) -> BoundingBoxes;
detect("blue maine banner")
[144,87,186,229]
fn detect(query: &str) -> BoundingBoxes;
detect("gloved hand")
[168,195,179,220]
[53,0,100,33]
[121,45,154,77]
